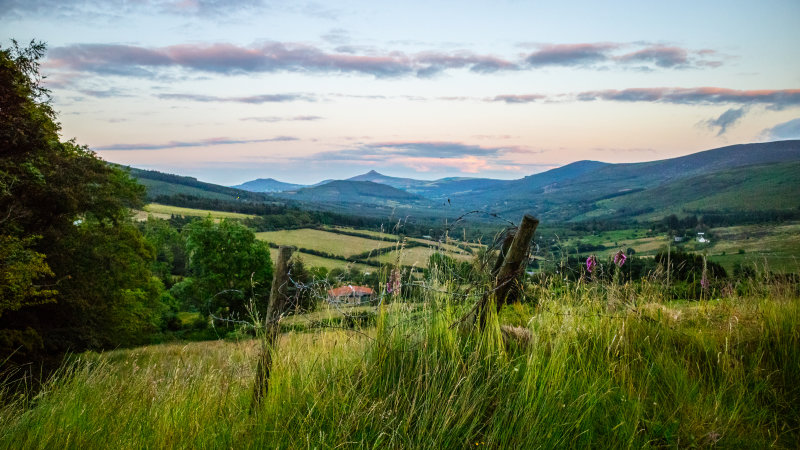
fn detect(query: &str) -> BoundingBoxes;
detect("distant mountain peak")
[365,170,381,175]
[231,177,305,193]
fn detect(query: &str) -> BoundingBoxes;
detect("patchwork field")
[269,250,374,272]
[256,229,393,258]
[257,227,479,271]
[323,226,478,255]
[322,226,401,240]
[140,203,256,220]
[372,246,473,267]
[705,223,800,272]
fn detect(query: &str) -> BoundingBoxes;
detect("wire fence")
[202,209,655,344]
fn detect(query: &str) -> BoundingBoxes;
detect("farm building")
[327,285,374,304]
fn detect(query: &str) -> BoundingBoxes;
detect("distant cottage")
[327,285,374,304]
[696,232,710,244]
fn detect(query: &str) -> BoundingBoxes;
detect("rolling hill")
[280,180,427,205]
[576,160,800,221]
[231,178,305,193]
[126,140,800,224]
[445,140,800,220]
[126,167,276,203]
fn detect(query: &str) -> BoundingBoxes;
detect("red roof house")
[327,285,374,304]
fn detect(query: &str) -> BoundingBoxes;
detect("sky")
[3,0,800,185]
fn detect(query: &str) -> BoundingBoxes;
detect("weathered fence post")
[251,245,294,412]
[491,230,516,279]
[479,214,539,328]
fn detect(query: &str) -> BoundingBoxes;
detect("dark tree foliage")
[654,250,727,281]
[140,217,187,284]
[171,218,272,319]
[0,41,163,365]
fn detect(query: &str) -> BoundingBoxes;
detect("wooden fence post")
[251,245,294,411]
[479,214,539,328]
[491,230,516,279]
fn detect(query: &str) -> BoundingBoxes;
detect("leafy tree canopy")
[1,40,162,364]
[173,218,272,319]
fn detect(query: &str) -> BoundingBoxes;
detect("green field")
[705,223,800,272]
[141,203,256,220]
[257,228,478,271]
[256,229,393,258]
[271,250,374,272]
[372,245,472,267]
[322,225,401,240]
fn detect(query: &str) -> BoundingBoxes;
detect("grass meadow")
[256,229,393,258]
[1,271,798,448]
[257,228,478,272]
[142,203,257,220]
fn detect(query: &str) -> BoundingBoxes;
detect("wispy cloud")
[94,136,298,151]
[76,87,130,98]
[320,28,351,45]
[486,94,546,104]
[47,42,501,78]
[155,86,800,111]
[45,41,722,80]
[413,52,519,77]
[308,141,530,173]
[241,115,324,122]
[577,87,800,109]
[522,43,718,69]
[1,0,320,19]
[157,92,316,103]
[760,118,800,141]
[616,46,689,68]
[525,43,618,67]
[702,107,748,136]
[316,141,517,159]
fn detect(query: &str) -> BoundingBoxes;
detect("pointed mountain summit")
[231,178,305,193]
[279,180,426,206]
[346,170,430,190]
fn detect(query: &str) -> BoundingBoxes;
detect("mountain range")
[130,140,800,223]
[231,178,305,193]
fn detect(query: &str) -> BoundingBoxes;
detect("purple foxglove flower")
[613,250,627,267]
[387,268,401,295]
[586,255,598,273]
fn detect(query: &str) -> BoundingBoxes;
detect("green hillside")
[582,161,800,221]
[122,141,800,225]
[280,180,432,209]
[453,141,800,221]
[126,167,274,203]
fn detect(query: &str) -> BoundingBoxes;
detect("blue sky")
[4,0,800,184]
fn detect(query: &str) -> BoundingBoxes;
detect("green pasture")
[142,203,256,220]
[256,229,392,259]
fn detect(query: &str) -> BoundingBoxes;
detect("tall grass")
[1,276,798,448]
